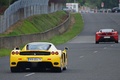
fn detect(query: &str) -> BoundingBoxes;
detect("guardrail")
[0,0,64,33]
[0,12,70,49]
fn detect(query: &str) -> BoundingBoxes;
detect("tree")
[0,0,9,6]
[101,0,119,8]
[0,0,18,7]
[66,0,119,8]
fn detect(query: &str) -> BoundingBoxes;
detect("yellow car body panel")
[10,52,61,67]
[10,42,68,72]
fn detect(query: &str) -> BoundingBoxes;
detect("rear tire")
[63,65,67,70]
[115,41,118,43]
[10,67,19,72]
[96,41,99,44]
[53,67,62,72]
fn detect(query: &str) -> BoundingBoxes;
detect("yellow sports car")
[10,42,68,72]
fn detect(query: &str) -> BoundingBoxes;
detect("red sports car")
[95,29,119,44]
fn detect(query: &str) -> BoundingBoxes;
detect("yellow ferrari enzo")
[10,42,68,72]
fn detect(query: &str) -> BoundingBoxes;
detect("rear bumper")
[96,36,118,42]
[10,55,61,68]
[17,62,53,68]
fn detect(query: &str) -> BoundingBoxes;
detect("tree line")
[0,0,119,9]
[0,0,18,7]
[66,0,119,9]
[0,0,17,14]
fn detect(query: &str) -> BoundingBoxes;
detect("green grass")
[0,48,11,57]
[0,11,67,36]
[0,13,84,57]
[45,13,84,45]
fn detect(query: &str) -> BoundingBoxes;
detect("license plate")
[28,58,42,61]
[104,36,110,38]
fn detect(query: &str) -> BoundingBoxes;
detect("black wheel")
[52,67,63,72]
[96,41,99,44]
[115,41,118,43]
[63,66,67,70]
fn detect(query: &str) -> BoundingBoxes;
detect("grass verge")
[0,13,84,57]
[0,11,67,36]
[45,13,84,45]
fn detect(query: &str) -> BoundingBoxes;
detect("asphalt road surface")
[1,13,120,80]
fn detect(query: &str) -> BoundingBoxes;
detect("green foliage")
[45,13,84,45]
[0,13,84,56]
[0,11,67,36]
[101,0,119,8]
[0,0,16,6]
[0,48,11,57]
[1,0,119,9]
[66,0,119,8]
[0,0,9,6]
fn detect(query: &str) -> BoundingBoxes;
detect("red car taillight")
[12,51,20,55]
[51,51,59,55]
[12,51,15,55]
[98,32,113,36]
[97,32,102,36]
[112,32,118,36]
[55,51,59,55]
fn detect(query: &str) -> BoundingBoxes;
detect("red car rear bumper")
[96,35,118,42]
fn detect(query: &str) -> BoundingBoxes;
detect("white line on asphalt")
[111,45,113,47]
[79,56,84,58]
[25,73,35,77]
[104,47,107,49]
[93,51,98,53]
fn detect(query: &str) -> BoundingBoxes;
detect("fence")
[0,0,71,49]
[0,0,64,33]
[0,13,70,49]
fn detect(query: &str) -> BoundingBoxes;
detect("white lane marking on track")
[25,73,35,77]
[111,45,113,47]
[79,56,84,58]
[93,51,98,53]
[104,47,107,49]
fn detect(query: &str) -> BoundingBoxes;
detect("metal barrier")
[0,0,64,33]
[0,12,70,49]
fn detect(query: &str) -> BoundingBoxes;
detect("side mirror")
[64,47,69,50]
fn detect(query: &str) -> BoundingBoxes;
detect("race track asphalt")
[0,13,120,80]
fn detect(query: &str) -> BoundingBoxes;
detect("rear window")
[100,29,114,32]
[27,44,51,50]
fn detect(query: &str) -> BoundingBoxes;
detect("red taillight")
[51,51,54,55]
[12,51,15,55]
[98,32,113,36]
[51,51,59,55]
[112,32,118,35]
[97,32,102,35]
[16,51,19,55]
[12,51,19,55]
[55,51,59,55]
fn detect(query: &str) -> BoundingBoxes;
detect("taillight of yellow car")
[11,51,20,55]
[51,51,59,55]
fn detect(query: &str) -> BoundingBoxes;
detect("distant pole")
[101,2,104,13]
